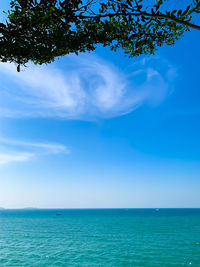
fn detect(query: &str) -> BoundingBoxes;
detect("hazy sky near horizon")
[0,1,200,208]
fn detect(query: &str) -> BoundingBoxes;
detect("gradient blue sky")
[0,1,200,208]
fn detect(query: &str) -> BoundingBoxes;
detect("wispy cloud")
[0,152,33,165]
[0,54,176,119]
[0,138,69,165]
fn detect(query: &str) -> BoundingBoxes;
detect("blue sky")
[0,1,200,208]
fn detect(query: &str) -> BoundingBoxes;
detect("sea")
[0,209,200,266]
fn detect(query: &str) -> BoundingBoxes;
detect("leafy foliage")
[0,0,199,70]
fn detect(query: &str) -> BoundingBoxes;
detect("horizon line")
[1,207,200,210]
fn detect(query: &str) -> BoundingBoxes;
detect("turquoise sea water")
[0,209,200,266]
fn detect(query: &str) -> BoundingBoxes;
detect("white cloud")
[0,138,69,154]
[0,54,175,119]
[0,152,33,165]
[0,138,69,165]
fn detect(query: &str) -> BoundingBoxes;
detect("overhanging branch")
[78,11,200,31]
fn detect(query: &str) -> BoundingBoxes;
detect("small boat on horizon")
[55,213,62,216]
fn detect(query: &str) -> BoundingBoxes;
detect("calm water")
[0,209,200,266]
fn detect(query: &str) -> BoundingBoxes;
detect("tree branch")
[142,11,200,31]
[78,11,200,31]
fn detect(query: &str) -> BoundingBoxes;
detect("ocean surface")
[0,209,200,266]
